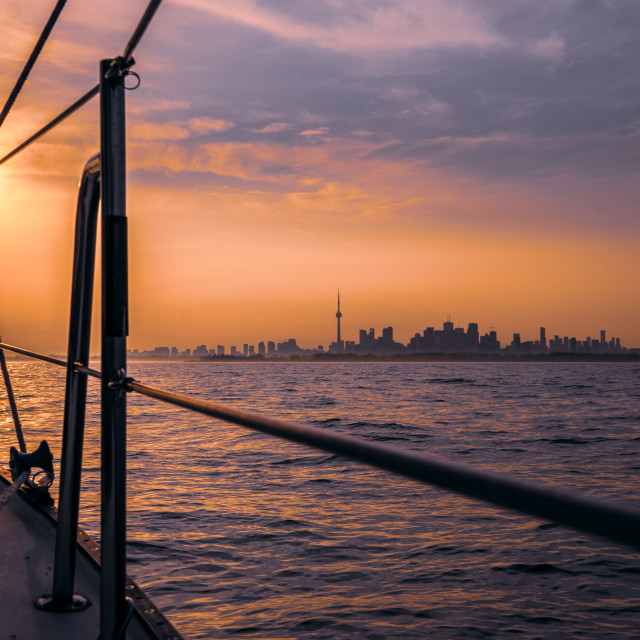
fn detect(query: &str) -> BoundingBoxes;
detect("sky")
[0,0,639,353]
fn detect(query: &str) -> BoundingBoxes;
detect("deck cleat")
[9,440,54,504]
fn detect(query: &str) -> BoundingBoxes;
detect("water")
[1,361,640,639]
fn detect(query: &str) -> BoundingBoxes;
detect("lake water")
[1,361,640,639]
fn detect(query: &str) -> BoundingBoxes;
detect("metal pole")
[0,343,26,453]
[99,58,128,640]
[39,155,101,612]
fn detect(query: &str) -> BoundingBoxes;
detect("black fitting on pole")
[104,55,136,80]
[107,369,135,397]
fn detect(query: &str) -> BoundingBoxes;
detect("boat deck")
[0,472,181,640]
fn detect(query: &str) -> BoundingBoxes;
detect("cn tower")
[336,289,342,343]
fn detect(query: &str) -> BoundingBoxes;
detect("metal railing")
[0,1,163,637]
[50,153,101,612]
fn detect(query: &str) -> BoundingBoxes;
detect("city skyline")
[127,295,634,358]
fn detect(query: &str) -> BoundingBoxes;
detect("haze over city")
[1,0,639,352]
[128,293,633,358]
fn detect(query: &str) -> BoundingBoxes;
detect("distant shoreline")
[9,352,638,363]
[189,352,639,363]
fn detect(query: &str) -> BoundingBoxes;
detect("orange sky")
[1,0,639,353]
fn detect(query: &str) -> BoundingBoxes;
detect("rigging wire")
[0,0,68,129]
[123,0,163,65]
[0,85,99,168]
[0,0,164,168]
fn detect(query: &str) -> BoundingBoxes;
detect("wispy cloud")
[178,0,504,51]
[129,99,191,115]
[527,32,565,64]
[254,122,292,134]
[188,117,234,133]
[299,127,329,137]
[131,123,191,141]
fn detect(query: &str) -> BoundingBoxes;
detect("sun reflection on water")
[1,360,639,638]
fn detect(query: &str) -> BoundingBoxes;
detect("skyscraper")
[336,289,342,343]
[467,323,479,348]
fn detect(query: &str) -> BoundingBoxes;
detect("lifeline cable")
[0,0,68,129]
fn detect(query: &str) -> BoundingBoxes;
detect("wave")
[491,563,575,575]
[427,377,475,384]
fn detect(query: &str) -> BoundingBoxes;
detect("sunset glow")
[1,0,639,353]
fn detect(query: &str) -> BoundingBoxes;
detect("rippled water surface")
[1,361,640,639]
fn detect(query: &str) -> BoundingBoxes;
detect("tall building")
[467,323,479,348]
[442,318,454,350]
[278,338,302,355]
[193,344,208,357]
[329,289,345,353]
[336,289,342,343]
[540,327,547,350]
